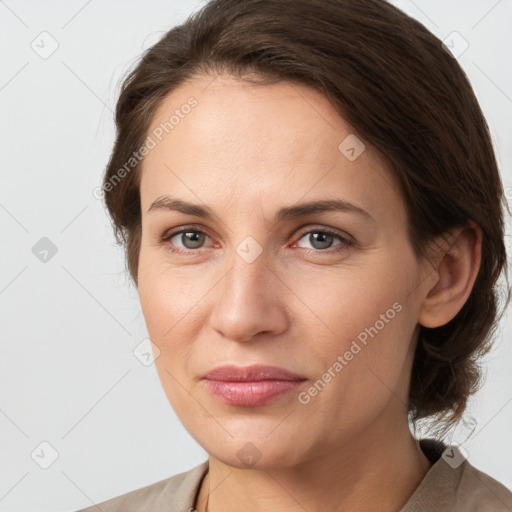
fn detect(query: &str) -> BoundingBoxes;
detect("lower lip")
[202,379,305,406]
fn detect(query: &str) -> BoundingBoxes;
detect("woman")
[78,0,511,510]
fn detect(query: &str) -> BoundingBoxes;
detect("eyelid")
[292,224,354,245]
[160,224,217,246]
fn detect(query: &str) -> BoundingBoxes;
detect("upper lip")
[202,364,306,382]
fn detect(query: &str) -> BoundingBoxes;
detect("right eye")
[160,226,215,254]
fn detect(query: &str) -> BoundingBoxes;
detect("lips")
[202,364,306,382]
[201,364,307,407]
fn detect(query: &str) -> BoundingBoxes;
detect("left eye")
[295,230,353,251]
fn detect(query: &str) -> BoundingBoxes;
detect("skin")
[137,73,482,512]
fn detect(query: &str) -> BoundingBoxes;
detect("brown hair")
[102,0,510,435]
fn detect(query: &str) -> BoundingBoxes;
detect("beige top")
[75,439,512,511]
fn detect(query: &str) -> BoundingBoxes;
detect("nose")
[208,249,290,343]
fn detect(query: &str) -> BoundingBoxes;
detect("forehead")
[140,74,405,225]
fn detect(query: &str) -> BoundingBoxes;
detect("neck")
[194,418,432,512]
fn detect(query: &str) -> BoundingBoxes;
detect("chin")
[190,423,310,469]
[211,443,307,470]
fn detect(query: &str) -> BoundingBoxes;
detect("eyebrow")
[147,196,375,223]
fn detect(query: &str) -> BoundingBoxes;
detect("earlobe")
[418,221,482,329]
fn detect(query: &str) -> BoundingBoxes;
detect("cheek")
[288,258,407,341]
[138,247,200,335]
[138,279,199,365]
[137,248,210,379]
[137,260,200,415]
[298,303,414,433]
[291,260,416,400]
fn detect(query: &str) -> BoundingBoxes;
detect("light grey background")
[0,1,511,511]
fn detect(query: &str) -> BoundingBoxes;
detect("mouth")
[201,364,307,407]
[202,363,306,382]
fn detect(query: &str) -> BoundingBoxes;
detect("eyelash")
[159,225,354,256]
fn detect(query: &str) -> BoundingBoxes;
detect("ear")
[418,220,483,328]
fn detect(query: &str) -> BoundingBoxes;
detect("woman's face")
[137,74,435,468]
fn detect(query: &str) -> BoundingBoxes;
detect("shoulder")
[456,458,512,511]
[402,439,512,511]
[74,460,209,512]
